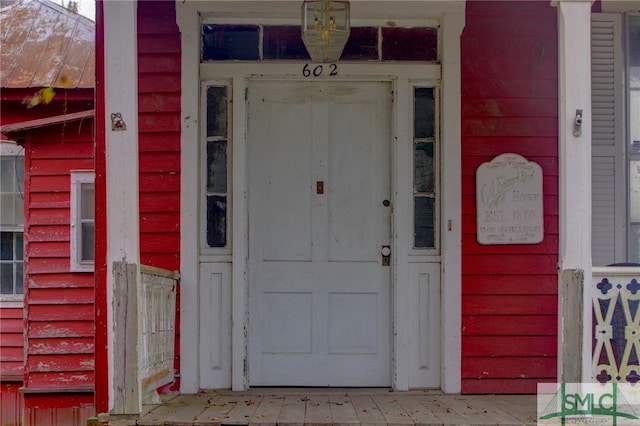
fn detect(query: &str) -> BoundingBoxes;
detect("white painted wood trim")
[176,2,201,394]
[200,64,441,81]
[556,0,594,383]
[393,76,411,391]
[104,0,140,411]
[440,6,465,394]
[231,77,249,391]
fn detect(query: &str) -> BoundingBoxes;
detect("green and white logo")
[537,383,640,425]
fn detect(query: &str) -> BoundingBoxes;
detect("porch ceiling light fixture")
[301,0,350,63]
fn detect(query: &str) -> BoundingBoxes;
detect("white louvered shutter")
[591,14,625,266]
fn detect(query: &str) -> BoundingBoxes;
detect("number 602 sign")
[302,63,338,77]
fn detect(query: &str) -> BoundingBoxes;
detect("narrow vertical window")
[413,87,437,249]
[71,171,95,271]
[205,85,229,248]
[0,144,24,299]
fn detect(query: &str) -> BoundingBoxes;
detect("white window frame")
[598,0,640,266]
[200,81,233,256]
[70,170,95,272]
[0,141,25,306]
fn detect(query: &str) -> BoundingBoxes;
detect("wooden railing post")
[560,268,584,384]
[112,262,141,415]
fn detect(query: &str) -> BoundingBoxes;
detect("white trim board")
[103,0,141,411]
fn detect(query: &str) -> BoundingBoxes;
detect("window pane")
[630,16,640,89]
[382,27,437,61]
[0,232,12,260]
[202,25,260,61]
[415,196,435,248]
[0,194,14,225]
[207,195,227,248]
[0,156,23,226]
[414,88,435,138]
[0,157,14,192]
[81,223,95,262]
[631,91,640,145]
[15,233,23,260]
[0,264,13,294]
[414,142,435,193]
[342,27,379,61]
[207,140,227,193]
[630,224,640,264]
[13,195,23,225]
[207,86,228,138]
[263,26,310,60]
[630,161,640,223]
[81,183,95,220]
[15,262,23,294]
[15,158,23,193]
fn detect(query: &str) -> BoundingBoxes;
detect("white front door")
[248,81,392,386]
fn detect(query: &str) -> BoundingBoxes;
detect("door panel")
[248,81,392,386]
[260,99,313,262]
[327,100,382,262]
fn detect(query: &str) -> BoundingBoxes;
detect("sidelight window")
[204,84,230,249]
[413,87,438,249]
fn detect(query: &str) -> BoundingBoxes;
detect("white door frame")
[177,0,464,393]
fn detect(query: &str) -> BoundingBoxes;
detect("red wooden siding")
[23,120,95,392]
[137,0,181,391]
[0,307,24,380]
[460,1,559,394]
[1,382,24,426]
[23,393,94,426]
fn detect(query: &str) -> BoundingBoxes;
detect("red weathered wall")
[0,382,24,426]
[461,1,559,394]
[23,120,95,393]
[137,0,182,390]
[0,307,24,380]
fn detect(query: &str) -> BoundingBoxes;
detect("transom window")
[201,25,437,62]
[0,143,24,298]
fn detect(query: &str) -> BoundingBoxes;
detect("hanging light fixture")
[301,1,350,63]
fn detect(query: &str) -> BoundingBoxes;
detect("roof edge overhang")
[0,108,95,136]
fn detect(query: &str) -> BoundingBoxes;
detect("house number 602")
[302,63,338,77]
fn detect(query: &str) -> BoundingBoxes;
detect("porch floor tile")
[136,389,537,426]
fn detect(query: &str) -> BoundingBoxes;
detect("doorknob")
[381,245,391,266]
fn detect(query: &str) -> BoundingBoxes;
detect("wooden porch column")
[103,0,141,414]
[555,0,593,384]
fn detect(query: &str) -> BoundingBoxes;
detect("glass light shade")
[301,1,350,63]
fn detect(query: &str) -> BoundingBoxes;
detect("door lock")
[381,245,391,266]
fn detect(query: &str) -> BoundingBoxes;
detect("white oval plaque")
[476,153,543,245]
